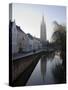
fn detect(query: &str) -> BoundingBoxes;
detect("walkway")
[12,48,54,60]
[12,50,43,60]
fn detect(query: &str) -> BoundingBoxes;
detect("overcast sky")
[12,3,66,41]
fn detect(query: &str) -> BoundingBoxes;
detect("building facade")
[10,21,29,55]
[33,37,42,50]
[16,26,29,53]
[27,34,42,51]
[12,21,18,54]
[9,20,42,55]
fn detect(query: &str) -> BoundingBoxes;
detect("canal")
[26,51,63,86]
[13,51,65,86]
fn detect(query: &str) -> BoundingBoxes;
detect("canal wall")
[12,53,41,84]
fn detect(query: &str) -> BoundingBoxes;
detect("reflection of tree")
[47,52,55,61]
[40,55,47,82]
[52,64,65,83]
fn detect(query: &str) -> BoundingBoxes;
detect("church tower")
[40,15,46,44]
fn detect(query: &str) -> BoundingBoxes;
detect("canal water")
[26,52,62,86]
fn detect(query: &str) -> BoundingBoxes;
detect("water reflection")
[40,55,47,82]
[40,53,56,84]
[26,52,63,86]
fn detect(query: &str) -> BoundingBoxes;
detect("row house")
[9,20,42,55]
[9,21,29,55]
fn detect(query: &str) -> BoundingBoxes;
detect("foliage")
[52,21,66,52]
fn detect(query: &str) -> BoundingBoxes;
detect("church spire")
[42,15,44,22]
[42,15,45,25]
[40,15,46,44]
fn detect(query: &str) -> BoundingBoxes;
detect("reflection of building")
[41,55,47,81]
[40,16,46,43]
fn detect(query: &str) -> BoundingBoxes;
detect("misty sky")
[12,3,66,41]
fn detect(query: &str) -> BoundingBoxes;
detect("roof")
[27,33,33,39]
